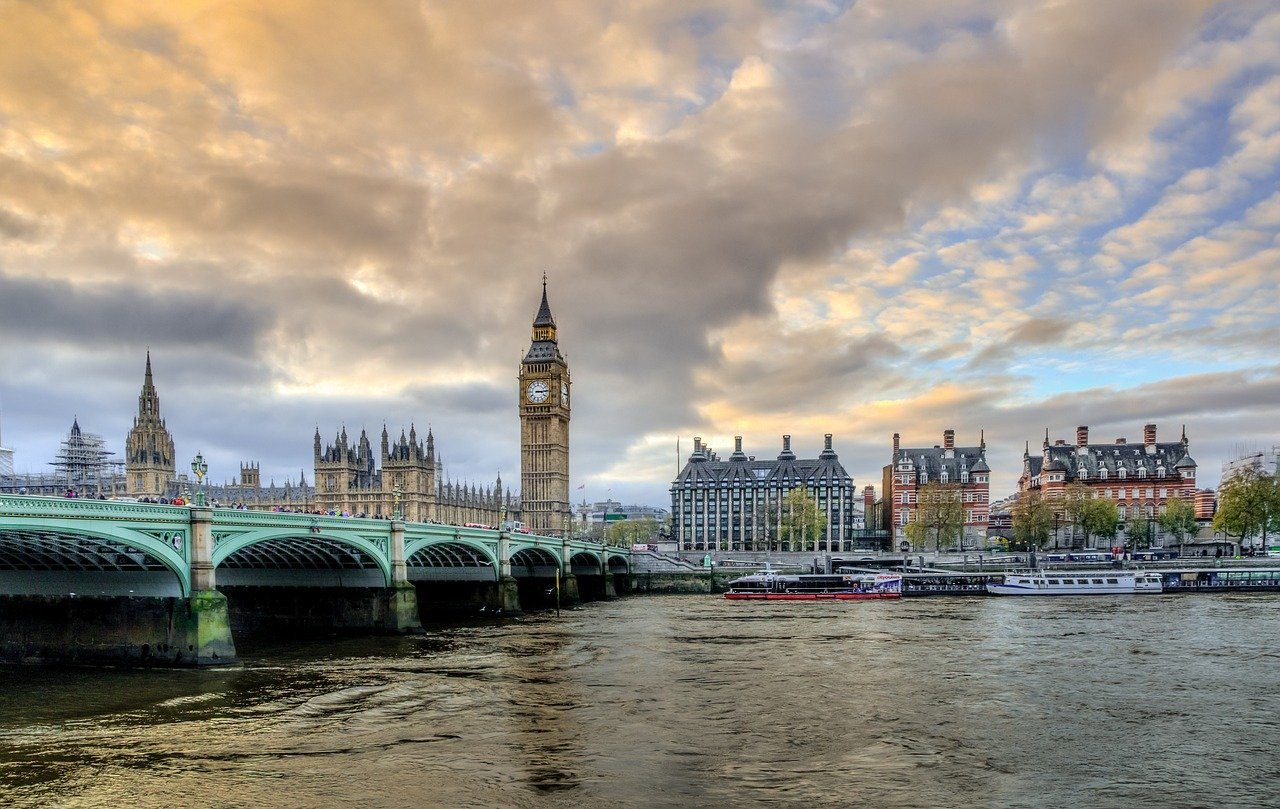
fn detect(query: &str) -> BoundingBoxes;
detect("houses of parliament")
[4,281,573,533]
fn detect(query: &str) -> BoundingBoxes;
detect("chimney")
[1144,423,1157,446]
[824,434,833,451]
[783,435,791,453]
[1076,426,1088,447]
[693,436,702,455]
[1055,439,1066,446]
[943,429,955,451]
[1115,437,1127,445]
[735,436,743,453]
[893,433,900,454]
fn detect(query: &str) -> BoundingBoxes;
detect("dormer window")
[961,471,969,483]
[940,470,949,483]
[1099,468,1108,480]
[1079,469,1088,480]
[1138,468,1147,479]
[1118,468,1127,479]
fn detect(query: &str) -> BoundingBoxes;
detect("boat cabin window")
[1092,578,1104,584]
[1107,578,1118,584]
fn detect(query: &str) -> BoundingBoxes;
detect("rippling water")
[2,594,1279,808]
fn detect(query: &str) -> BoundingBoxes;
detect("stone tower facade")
[519,277,571,534]
[125,352,176,497]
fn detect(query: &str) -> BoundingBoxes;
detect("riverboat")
[986,570,1163,596]
[724,572,902,600]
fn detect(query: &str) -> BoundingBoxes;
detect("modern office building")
[671,434,859,552]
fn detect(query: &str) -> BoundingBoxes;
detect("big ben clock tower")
[519,275,571,534]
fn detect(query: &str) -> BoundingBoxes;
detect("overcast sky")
[1,1,1278,506]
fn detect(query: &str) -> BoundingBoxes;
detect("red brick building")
[884,429,991,548]
[1018,423,1199,547]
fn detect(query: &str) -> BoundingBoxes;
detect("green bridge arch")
[0,519,192,596]
[211,528,392,586]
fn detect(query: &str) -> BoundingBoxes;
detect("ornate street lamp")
[190,452,208,507]
[393,483,403,521]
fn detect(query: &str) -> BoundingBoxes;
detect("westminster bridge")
[0,495,633,667]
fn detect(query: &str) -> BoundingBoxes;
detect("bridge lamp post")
[393,484,403,521]
[191,452,208,508]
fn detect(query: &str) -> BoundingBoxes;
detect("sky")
[1,0,1278,507]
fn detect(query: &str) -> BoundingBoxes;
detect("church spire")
[534,271,555,328]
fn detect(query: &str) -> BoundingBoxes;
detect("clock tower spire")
[519,274,570,535]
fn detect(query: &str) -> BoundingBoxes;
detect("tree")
[1012,491,1053,551]
[603,518,660,547]
[1124,510,1153,551]
[752,497,782,553]
[1062,482,1091,549]
[1083,497,1119,548]
[780,488,825,552]
[1158,495,1198,551]
[1213,470,1280,550]
[904,483,965,554]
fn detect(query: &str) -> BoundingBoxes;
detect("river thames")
[2,594,1278,808]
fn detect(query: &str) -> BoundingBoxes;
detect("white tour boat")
[986,570,1163,596]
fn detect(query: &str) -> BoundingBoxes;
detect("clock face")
[527,380,550,403]
[561,381,568,403]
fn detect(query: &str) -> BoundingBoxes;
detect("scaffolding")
[45,420,125,495]
[0,410,14,481]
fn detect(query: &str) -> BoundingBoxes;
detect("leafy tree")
[1061,482,1091,548]
[603,518,660,547]
[773,488,824,552]
[1158,495,1199,551]
[904,483,965,554]
[1012,491,1053,551]
[1124,510,1153,551]
[780,488,825,552]
[1213,470,1280,550]
[1083,497,1119,547]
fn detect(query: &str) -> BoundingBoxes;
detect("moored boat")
[986,570,1163,596]
[724,571,902,600]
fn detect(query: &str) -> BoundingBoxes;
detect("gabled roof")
[1030,440,1196,482]
[894,445,988,482]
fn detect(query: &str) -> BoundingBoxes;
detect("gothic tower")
[125,351,176,497]
[519,276,571,534]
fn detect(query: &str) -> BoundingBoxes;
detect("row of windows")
[895,508,988,525]
[675,479,852,490]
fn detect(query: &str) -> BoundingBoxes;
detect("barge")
[725,571,902,600]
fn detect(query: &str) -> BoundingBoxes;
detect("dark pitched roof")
[894,445,988,482]
[673,443,851,488]
[1029,440,1196,481]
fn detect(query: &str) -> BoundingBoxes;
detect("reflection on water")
[2,595,1280,807]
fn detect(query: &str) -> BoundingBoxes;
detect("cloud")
[1,1,1277,508]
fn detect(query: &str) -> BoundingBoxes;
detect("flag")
[577,484,585,490]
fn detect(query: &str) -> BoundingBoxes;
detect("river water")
[2,594,1279,808]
